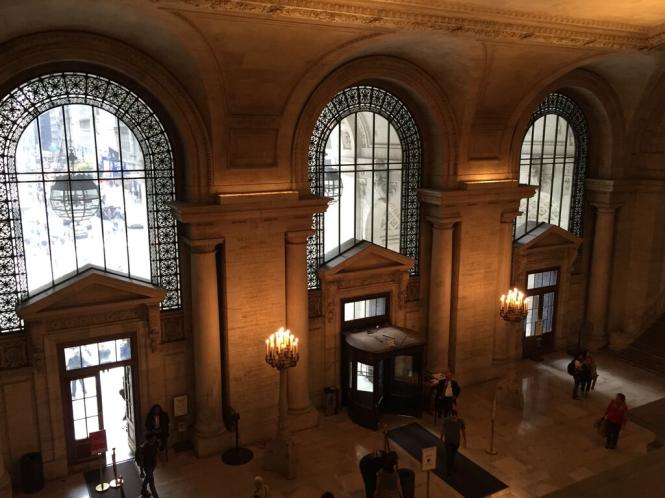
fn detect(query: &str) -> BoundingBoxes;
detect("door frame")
[59,332,140,464]
[522,267,560,359]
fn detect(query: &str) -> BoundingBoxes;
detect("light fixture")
[264,327,299,479]
[499,287,528,322]
[265,327,299,369]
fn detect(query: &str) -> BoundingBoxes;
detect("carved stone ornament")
[161,313,185,343]
[0,336,29,369]
[406,277,420,303]
[47,309,141,331]
[154,0,663,50]
[308,290,323,319]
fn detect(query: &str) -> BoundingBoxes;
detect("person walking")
[374,452,403,498]
[139,432,160,498]
[435,371,461,421]
[604,393,628,449]
[439,409,467,477]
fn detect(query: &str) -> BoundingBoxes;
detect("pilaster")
[285,230,319,431]
[186,238,225,456]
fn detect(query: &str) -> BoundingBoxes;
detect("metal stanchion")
[109,448,123,488]
[94,451,109,493]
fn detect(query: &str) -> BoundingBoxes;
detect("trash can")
[20,451,44,494]
[398,468,415,498]
[324,386,339,416]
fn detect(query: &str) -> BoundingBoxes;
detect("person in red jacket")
[604,393,628,449]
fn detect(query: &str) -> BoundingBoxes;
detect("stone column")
[493,212,519,363]
[427,219,456,373]
[585,205,618,350]
[190,243,225,456]
[285,231,319,431]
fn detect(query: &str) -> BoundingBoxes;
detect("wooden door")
[123,365,137,452]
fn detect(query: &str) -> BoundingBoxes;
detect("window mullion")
[61,105,81,273]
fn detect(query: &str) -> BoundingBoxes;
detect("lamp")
[263,327,299,479]
[499,287,528,322]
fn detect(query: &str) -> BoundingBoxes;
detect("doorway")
[61,337,138,464]
[522,269,559,359]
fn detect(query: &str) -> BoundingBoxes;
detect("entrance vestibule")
[61,337,138,465]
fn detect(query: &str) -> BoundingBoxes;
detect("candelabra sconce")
[263,327,299,479]
[499,287,528,322]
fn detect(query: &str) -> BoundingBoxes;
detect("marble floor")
[15,351,665,498]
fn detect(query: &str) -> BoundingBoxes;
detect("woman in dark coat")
[145,404,170,456]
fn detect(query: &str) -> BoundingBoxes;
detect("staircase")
[617,315,665,376]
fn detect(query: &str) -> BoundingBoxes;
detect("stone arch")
[0,31,213,202]
[507,68,625,181]
[290,55,459,191]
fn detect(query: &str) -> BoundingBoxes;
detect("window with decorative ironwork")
[307,86,422,289]
[0,72,181,333]
[514,92,588,240]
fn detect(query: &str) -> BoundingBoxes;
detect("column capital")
[182,237,224,253]
[286,229,314,245]
[426,215,460,230]
[500,210,521,224]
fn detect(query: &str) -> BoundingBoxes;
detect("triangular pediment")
[17,267,165,320]
[319,241,413,280]
[515,223,582,252]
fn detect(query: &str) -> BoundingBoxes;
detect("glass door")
[68,375,102,461]
[61,337,136,463]
[523,269,559,359]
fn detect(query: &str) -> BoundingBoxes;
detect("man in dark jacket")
[435,371,461,421]
[139,432,160,498]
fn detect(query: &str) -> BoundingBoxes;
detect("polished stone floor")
[16,351,665,498]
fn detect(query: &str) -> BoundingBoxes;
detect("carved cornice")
[153,0,665,50]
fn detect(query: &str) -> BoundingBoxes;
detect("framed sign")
[89,430,107,454]
[173,395,188,418]
[421,446,437,471]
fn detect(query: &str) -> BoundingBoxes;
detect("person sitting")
[374,451,403,498]
[145,404,170,460]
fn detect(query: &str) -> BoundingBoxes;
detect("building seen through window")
[514,92,588,240]
[0,73,181,333]
[307,86,422,289]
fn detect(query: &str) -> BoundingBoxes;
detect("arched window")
[514,92,588,240]
[0,72,181,333]
[307,85,422,289]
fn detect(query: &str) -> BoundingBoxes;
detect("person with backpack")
[138,431,160,498]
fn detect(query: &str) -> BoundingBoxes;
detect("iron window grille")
[514,92,588,240]
[0,72,181,333]
[307,85,422,289]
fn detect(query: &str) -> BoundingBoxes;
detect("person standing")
[439,410,467,477]
[571,354,584,400]
[139,432,160,498]
[583,352,598,392]
[604,393,628,449]
[145,404,170,459]
[435,371,461,421]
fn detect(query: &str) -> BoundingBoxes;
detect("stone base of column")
[263,433,297,479]
[0,474,11,498]
[288,404,320,432]
[193,428,226,457]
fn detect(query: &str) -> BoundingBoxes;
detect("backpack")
[567,360,575,376]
